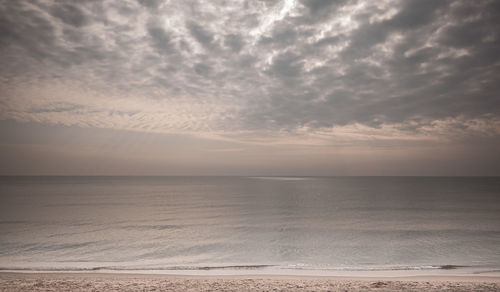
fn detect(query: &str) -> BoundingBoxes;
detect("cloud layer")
[1,0,500,145]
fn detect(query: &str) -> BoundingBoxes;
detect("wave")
[0,264,466,272]
[283,264,466,271]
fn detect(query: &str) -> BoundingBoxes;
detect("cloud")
[224,34,244,53]
[0,0,499,146]
[50,2,88,27]
[187,21,214,47]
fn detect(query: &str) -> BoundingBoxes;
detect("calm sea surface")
[1,176,499,273]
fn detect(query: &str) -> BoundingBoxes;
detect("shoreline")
[2,264,500,277]
[2,271,500,281]
[1,272,499,291]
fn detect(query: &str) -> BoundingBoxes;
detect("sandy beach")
[1,272,499,291]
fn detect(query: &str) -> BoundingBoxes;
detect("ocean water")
[0,176,499,274]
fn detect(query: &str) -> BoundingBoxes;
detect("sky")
[0,0,500,176]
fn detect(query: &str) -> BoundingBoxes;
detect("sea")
[1,176,499,275]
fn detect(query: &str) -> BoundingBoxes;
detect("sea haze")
[0,176,499,274]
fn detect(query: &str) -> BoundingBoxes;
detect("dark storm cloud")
[0,0,499,138]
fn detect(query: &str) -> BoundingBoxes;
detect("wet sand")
[1,272,499,291]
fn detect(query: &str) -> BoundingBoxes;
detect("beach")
[1,272,500,291]
[2,0,500,289]
[1,176,500,291]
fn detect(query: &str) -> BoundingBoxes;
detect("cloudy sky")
[1,0,499,175]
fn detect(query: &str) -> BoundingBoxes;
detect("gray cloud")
[148,26,174,54]
[224,34,244,53]
[50,2,88,27]
[0,0,499,141]
[137,0,163,9]
[187,21,214,47]
[297,0,350,23]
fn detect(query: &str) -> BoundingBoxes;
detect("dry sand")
[1,272,500,291]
